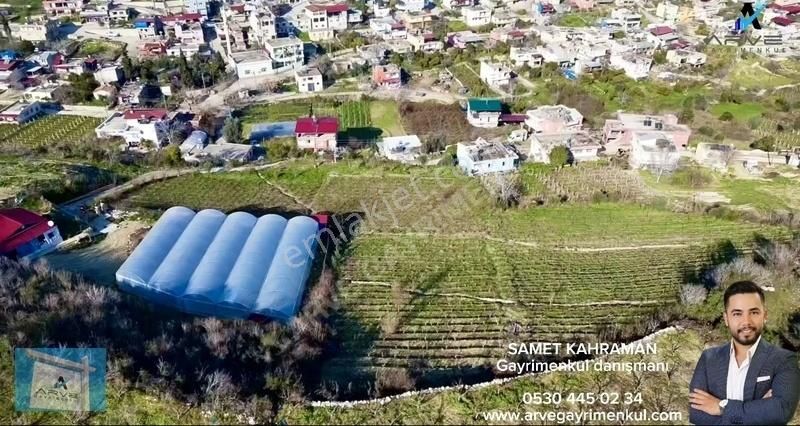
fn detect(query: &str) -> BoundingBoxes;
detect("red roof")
[0,60,19,71]
[162,12,202,22]
[772,16,794,26]
[771,4,800,14]
[650,26,674,36]
[500,114,526,123]
[295,117,339,134]
[230,4,245,12]
[324,3,348,13]
[0,208,53,255]
[507,30,525,38]
[124,108,169,120]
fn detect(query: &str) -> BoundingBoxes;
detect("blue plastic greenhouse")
[115,207,320,321]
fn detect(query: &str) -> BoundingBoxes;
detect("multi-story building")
[231,36,304,79]
[44,0,87,16]
[607,8,642,32]
[510,46,544,67]
[397,0,425,12]
[134,17,164,39]
[266,36,304,68]
[298,3,349,33]
[0,101,45,124]
[372,64,402,88]
[248,5,277,46]
[184,0,211,17]
[479,61,512,88]
[407,32,444,52]
[295,67,324,93]
[666,49,706,67]
[603,112,691,152]
[656,1,679,22]
[9,19,60,42]
[529,132,601,164]
[456,137,519,176]
[462,6,492,27]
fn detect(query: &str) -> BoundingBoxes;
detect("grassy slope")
[710,102,764,122]
[370,101,405,137]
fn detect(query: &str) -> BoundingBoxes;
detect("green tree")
[679,105,694,123]
[223,116,243,144]
[719,111,734,121]
[178,53,193,87]
[121,51,136,81]
[750,136,776,165]
[549,146,570,167]
[266,138,299,160]
[66,72,100,103]
[612,30,626,39]
[161,145,184,166]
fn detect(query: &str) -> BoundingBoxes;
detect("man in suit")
[689,280,800,425]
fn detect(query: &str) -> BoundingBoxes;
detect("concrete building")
[656,1,679,22]
[94,65,124,85]
[510,46,544,67]
[0,102,44,124]
[443,0,473,10]
[463,6,492,27]
[695,142,734,171]
[180,130,254,163]
[396,0,426,12]
[9,19,60,42]
[372,63,402,88]
[380,135,423,163]
[295,67,324,93]
[603,112,691,152]
[479,61,512,88]
[44,0,86,16]
[609,52,652,80]
[523,105,583,134]
[666,49,706,67]
[629,132,680,172]
[407,32,444,52]
[185,0,211,16]
[248,4,277,46]
[529,132,601,164]
[607,8,642,32]
[457,138,519,176]
[95,108,170,148]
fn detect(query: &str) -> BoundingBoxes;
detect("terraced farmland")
[321,233,759,383]
[0,115,103,150]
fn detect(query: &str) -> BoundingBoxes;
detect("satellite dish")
[47,220,55,227]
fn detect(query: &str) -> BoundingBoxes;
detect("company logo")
[703,1,790,55]
[735,1,766,33]
[15,348,106,412]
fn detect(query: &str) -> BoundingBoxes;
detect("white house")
[510,46,544,68]
[462,6,492,27]
[0,102,45,124]
[466,98,503,128]
[295,67,324,93]
[94,65,124,85]
[231,50,274,79]
[608,8,642,32]
[295,116,339,152]
[457,138,519,176]
[666,49,706,67]
[629,132,680,172]
[479,61,512,88]
[95,108,170,148]
[529,132,602,164]
[380,135,423,163]
[9,19,60,42]
[609,52,652,80]
[407,32,444,52]
[523,105,583,134]
[396,0,425,12]
[655,1,679,23]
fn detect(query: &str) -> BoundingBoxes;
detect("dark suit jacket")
[689,338,800,425]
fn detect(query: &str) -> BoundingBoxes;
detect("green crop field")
[0,115,103,150]
[122,160,795,389]
[240,99,379,139]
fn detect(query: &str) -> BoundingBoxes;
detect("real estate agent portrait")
[689,280,800,425]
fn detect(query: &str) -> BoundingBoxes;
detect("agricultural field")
[240,100,377,140]
[753,118,800,150]
[120,160,796,392]
[124,172,309,213]
[0,115,103,151]
[449,63,497,98]
[369,100,405,137]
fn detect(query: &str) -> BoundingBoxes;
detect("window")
[643,119,652,127]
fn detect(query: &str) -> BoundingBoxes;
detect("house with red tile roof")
[295,117,339,152]
[0,208,62,260]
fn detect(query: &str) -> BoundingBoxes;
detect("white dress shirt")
[726,335,762,401]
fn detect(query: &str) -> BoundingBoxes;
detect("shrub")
[719,111,734,121]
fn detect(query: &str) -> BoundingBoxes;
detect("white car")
[105,31,120,37]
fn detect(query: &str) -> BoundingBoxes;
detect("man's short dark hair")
[723,280,765,309]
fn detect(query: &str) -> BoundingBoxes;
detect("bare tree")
[654,138,677,183]
[481,172,523,208]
